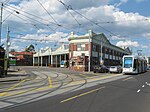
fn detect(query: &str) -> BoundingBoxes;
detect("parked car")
[93,65,109,73]
[109,65,122,73]
[147,66,150,70]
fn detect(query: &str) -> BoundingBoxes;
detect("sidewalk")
[0,69,28,82]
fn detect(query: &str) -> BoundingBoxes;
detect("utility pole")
[0,3,3,45]
[4,26,10,76]
[100,41,103,65]
[6,26,10,59]
[88,30,91,72]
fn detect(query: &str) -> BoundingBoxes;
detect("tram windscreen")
[124,57,132,68]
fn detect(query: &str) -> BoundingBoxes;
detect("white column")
[41,56,43,67]
[33,56,34,66]
[56,55,57,68]
[60,55,61,67]
[64,54,66,61]
[38,50,39,67]
[48,48,50,65]
[51,54,53,66]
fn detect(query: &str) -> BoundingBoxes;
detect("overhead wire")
[4,3,84,35]
[35,0,83,35]
[57,0,127,39]
[6,1,147,43]
[2,9,14,23]
[3,7,58,34]
[36,0,59,25]
[61,3,81,33]
[4,4,58,26]
[3,0,11,5]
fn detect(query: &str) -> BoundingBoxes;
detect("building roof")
[9,53,15,57]
[33,44,69,57]
[10,51,33,55]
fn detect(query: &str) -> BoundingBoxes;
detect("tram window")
[124,57,132,68]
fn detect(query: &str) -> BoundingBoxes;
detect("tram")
[122,55,147,74]
[0,46,8,77]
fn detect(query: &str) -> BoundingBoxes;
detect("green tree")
[25,44,35,52]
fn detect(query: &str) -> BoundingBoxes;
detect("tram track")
[2,71,89,110]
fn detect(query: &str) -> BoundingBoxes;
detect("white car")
[147,66,150,70]
[109,66,122,73]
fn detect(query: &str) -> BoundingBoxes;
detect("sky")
[0,0,150,56]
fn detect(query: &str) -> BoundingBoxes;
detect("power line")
[4,4,84,35]
[57,0,126,38]
[4,4,58,26]
[3,8,57,33]
[3,0,12,5]
[36,0,59,25]
[58,1,81,33]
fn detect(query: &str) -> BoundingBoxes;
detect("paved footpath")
[0,69,28,82]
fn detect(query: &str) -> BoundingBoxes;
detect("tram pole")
[0,3,3,45]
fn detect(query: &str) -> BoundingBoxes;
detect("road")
[1,67,150,112]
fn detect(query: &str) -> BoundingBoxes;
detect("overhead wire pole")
[0,2,3,45]
[88,30,91,72]
[6,26,10,59]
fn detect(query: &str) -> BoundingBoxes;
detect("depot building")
[33,30,131,71]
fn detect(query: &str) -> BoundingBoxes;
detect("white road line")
[142,85,145,88]
[137,89,141,93]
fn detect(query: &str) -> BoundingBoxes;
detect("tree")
[25,44,35,52]
[10,49,15,52]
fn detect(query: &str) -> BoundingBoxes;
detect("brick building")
[68,30,131,71]
[10,51,33,66]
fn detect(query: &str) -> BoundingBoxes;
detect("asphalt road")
[1,70,150,112]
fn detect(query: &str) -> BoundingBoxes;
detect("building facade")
[68,30,131,71]
[33,44,69,67]
[33,31,131,71]
[10,51,33,66]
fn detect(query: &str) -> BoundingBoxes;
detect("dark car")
[93,65,109,73]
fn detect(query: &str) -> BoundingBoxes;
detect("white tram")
[122,55,147,74]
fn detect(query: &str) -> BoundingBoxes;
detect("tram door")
[133,59,138,73]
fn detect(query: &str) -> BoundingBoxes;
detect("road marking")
[60,86,105,103]
[48,76,53,88]
[146,82,150,86]
[137,89,141,93]
[142,85,145,88]
[0,79,26,96]
[122,77,133,81]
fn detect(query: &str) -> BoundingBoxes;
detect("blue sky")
[1,0,150,56]
[119,0,150,16]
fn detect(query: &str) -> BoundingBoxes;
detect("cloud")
[114,0,128,7]
[1,0,149,56]
[141,44,148,48]
[143,33,150,40]
[116,40,139,47]
[111,35,126,40]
